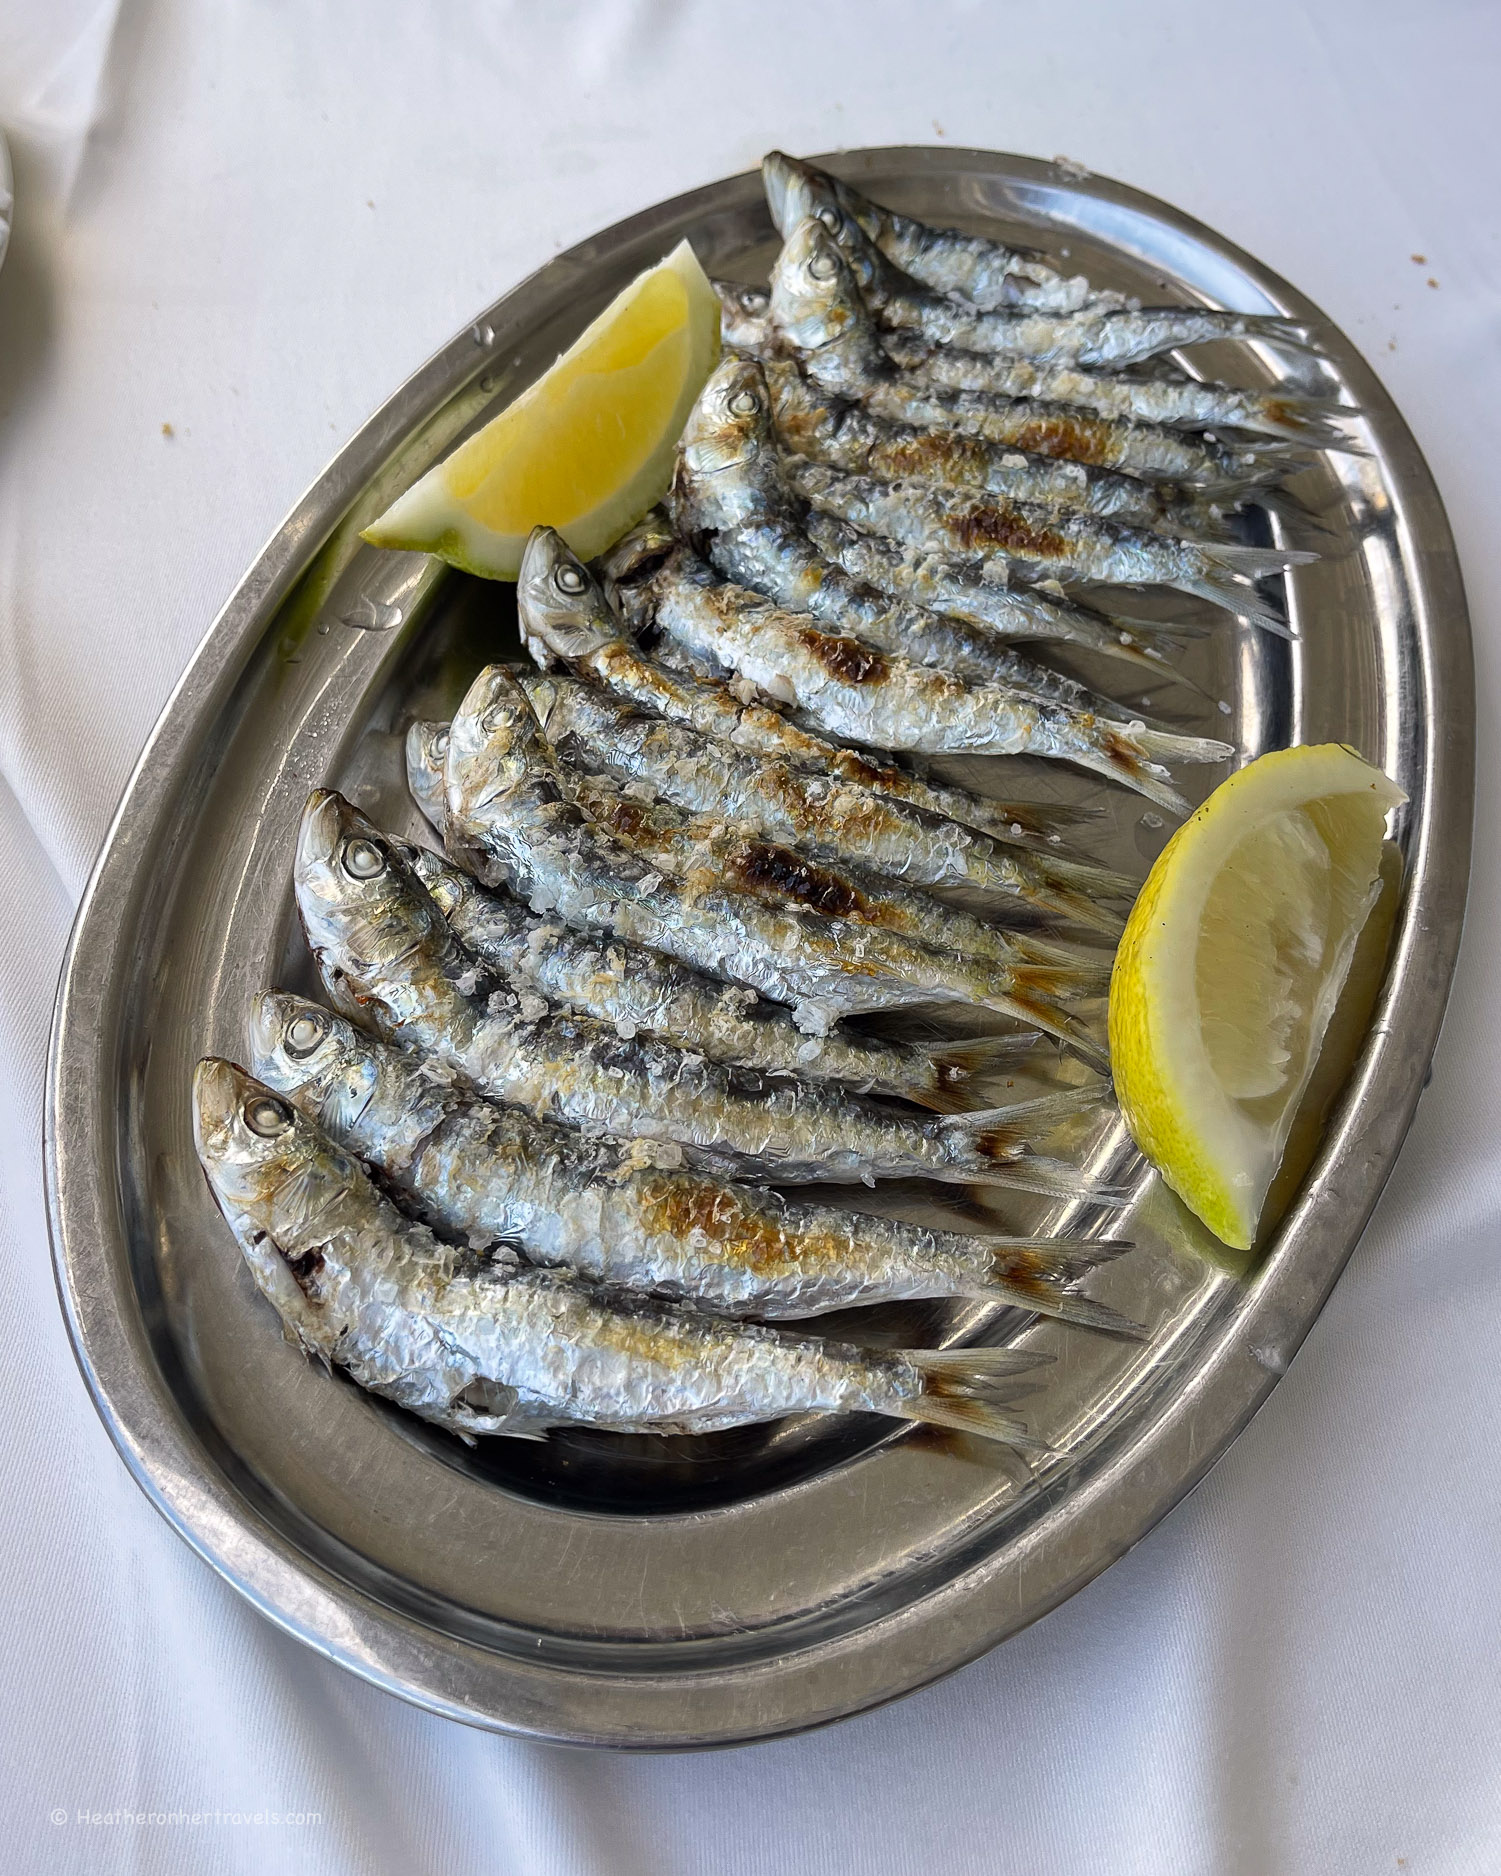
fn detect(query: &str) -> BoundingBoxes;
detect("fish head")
[446,662,558,842]
[194,1057,357,1343]
[194,1056,336,1218]
[595,509,678,596]
[404,721,451,834]
[399,838,471,922]
[763,151,883,244]
[769,217,864,354]
[761,151,811,236]
[249,989,361,1098]
[763,154,886,294]
[517,526,622,670]
[294,789,450,984]
[713,279,772,352]
[672,355,782,531]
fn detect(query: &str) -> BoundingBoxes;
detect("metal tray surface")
[45,148,1472,1748]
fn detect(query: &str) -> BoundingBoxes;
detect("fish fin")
[1033,851,1139,904]
[970,1154,1135,1205]
[1221,315,1322,354]
[941,1086,1103,1163]
[1017,878,1127,938]
[976,1238,1143,1335]
[1202,542,1321,577]
[1130,725,1236,765]
[1010,946,1115,998]
[899,1346,1053,1447]
[1236,397,1364,447]
[916,1029,1051,1112]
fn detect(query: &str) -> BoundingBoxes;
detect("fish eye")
[341,836,386,880]
[284,1011,329,1058]
[727,388,761,418]
[553,563,587,595]
[244,1094,293,1137]
[808,249,839,281]
[816,206,840,232]
[432,729,450,757]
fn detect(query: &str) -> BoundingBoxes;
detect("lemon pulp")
[364,239,720,578]
[1109,744,1405,1249]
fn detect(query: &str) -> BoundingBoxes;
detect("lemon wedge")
[364,239,720,578]
[1109,744,1405,1249]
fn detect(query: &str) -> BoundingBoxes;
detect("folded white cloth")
[2,3,1497,1872]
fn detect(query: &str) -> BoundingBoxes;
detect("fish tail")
[1019,874,1128,937]
[899,1345,1054,1447]
[914,1030,1051,1112]
[1077,725,1213,817]
[1240,395,1364,447]
[1233,315,1322,354]
[989,978,1111,1066]
[970,1153,1135,1205]
[1202,541,1321,579]
[941,1086,1104,1169]
[979,1237,1143,1335]
[1032,850,1139,904]
[1174,566,1299,633]
[1010,941,1115,996]
[1239,485,1342,548]
[1130,725,1236,766]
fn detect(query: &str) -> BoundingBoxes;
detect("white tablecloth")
[3,3,1497,1869]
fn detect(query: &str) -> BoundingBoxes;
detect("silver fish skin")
[763,151,1116,315]
[442,662,1102,1031]
[518,669,1128,933]
[764,154,1310,369]
[645,559,1231,816]
[765,360,1226,537]
[787,459,1314,629]
[769,220,1304,489]
[802,512,1191,682]
[673,358,1149,720]
[251,993,1134,1321]
[544,766,1118,1037]
[195,1057,1053,1441]
[296,788,1079,1182]
[547,523,1112,865]
[392,816,1020,1111]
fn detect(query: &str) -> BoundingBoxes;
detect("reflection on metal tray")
[45,148,1472,1748]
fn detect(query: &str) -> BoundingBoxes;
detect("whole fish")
[763,150,1116,315]
[786,457,1314,628]
[296,788,1092,1181]
[765,359,1229,537]
[442,664,1117,1031]
[764,151,1313,369]
[642,556,1231,814]
[395,827,1044,1110]
[196,1056,1055,1442]
[881,331,1353,446]
[545,522,1115,869]
[673,357,1180,710]
[511,664,1128,927]
[252,992,1134,1324]
[767,219,1307,488]
[551,766,1118,1005]
[801,511,1201,684]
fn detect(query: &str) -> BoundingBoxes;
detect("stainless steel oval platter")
[44,149,1472,1748]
